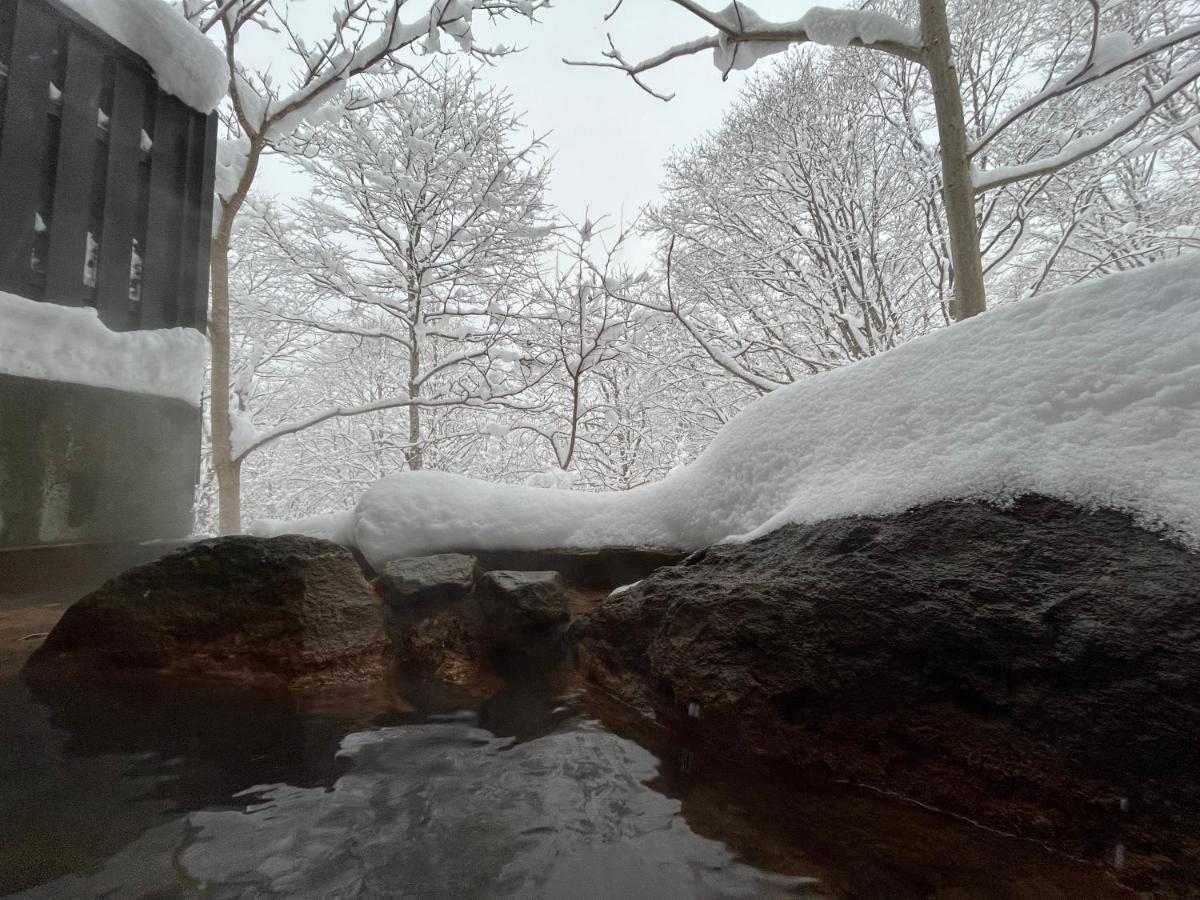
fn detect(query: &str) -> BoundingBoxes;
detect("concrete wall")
[0,374,200,549]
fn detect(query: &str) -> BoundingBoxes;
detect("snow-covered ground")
[254,255,1200,564]
[0,291,207,406]
[59,0,227,113]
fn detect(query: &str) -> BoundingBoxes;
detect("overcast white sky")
[252,0,811,228]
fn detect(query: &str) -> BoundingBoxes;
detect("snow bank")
[256,256,1200,564]
[0,291,207,405]
[59,0,227,113]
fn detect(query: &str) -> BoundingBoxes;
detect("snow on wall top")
[0,291,207,406]
[254,254,1200,564]
[58,0,228,113]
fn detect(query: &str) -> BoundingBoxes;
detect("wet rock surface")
[468,546,686,591]
[376,561,575,679]
[27,536,387,687]
[578,495,1200,892]
[477,570,571,664]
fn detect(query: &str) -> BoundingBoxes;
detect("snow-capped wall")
[0,291,207,405]
[255,254,1200,563]
[58,0,228,114]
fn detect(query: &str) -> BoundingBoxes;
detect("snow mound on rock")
[255,255,1200,565]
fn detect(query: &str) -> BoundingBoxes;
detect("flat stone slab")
[374,553,481,616]
[476,570,570,631]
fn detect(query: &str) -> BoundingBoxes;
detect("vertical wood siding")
[0,0,217,332]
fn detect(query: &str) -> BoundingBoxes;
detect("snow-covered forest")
[180,0,1200,534]
[5,3,1200,894]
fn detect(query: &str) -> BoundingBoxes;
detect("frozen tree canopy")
[195,0,1199,533]
[255,254,1200,564]
[59,0,228,113]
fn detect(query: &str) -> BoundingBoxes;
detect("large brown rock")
[476,570,571,664]
[28,535,387,687]
[577,495,1200,892]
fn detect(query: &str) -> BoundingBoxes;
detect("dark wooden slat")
[175,113,204,330]
[43,31,103,305]
[94,60,144,330]
[0,1,20,144]
[138,94,189,328]
[0,0,58,295]
[126,90,155,324]
[191,111,218,332]
[177,111,217,333]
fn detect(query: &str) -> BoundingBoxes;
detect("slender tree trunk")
[919,0,987,320]
[209,139,263,534]
[562,371,581,471]
[407,399,422,469]
[210,219,242,534]
[406,308,423,471]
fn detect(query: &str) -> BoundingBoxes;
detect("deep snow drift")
[255,255,1200,565]
[0,290,207,405]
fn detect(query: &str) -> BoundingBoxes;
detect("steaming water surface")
[0,653,1132,899]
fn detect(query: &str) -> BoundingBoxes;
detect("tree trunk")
[209,138,262,534]
[919,0,987,320]
[406,313,422,471]
[210,222,242,534]
[407,402,422,470]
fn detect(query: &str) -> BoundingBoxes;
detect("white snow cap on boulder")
[59,0,228,113]
[255,254,1200,566]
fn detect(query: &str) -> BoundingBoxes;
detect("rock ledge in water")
[578,495,1200,891]
[28,535,387,687]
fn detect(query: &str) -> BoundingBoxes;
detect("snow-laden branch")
[235,381,537,462]
[411,344,493,388]
[973,57,1200,194]
[969,21,1200,157]
[564,2,923,100]
[661,237,786,393]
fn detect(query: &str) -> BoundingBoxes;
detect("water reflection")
[8,674,812,898]
[1,666,1133,899]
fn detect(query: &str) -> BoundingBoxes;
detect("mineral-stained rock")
[375,566,573,678]
[476,570,571,664]
[27,535,387,686]
[373,554,485,680]
[577,495,1200,892]
[374,553,482,622]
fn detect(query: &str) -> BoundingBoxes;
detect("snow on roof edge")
[0,290,207,406]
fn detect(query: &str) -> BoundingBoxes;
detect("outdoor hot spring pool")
[0,646,1135,900]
